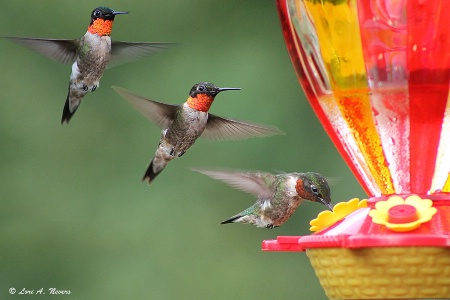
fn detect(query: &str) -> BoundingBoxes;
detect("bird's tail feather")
[61,100,77,124]
[142,158,167,185]
[220,215,242,225]
[61,87,81,124]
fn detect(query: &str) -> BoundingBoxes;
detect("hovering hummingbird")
[112,82,284,184]
[6,6,173,123]
[193,169,333,229]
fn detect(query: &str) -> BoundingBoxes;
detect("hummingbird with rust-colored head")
[193,169,332,228]
[6,6,173,123]
[112,82,284,184]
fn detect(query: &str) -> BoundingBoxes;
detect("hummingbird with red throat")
[112,82,284,184]
[193,169,333,228]
[6,6,173,123]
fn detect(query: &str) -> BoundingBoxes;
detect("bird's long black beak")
[112,11,129,15]
[218,87,241,92]
[319,197,333,211]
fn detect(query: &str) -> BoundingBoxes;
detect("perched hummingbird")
[6,6,173,123]
[112,82,284,184]
[193,169,333,228]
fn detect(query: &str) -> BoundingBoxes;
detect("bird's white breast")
[285,175,299,198]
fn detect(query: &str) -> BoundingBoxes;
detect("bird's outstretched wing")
[193,169,277,199]
[108,41,176,68]
[203,114,284,141]
[5,37,79,64]
[112,86,178,129]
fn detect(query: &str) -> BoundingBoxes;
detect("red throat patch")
[88,19,114,36]
[295,179,304,197]
[187,94,215,112]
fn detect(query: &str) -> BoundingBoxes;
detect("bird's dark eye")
[311,185,319,194]
[94,10,101,17]
[197,85,205,92]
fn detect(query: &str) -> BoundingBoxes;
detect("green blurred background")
[0,1,365,299]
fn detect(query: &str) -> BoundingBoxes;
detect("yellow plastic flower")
[369,195,437,232]
[310,198,368,232]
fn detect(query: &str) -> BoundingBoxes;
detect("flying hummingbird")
[6,6,173,124]
[193,169,333,229]
[112,82,284,184]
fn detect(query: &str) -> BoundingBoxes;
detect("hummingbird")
[6,6,173,124]
[193,169,333,229]
[112,82,284,184]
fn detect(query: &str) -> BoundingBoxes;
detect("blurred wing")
[112,86,178,129]
[108,41,176,68]
[6,37,79,64]
[193,169,277,199]
[324,176,340,186]
[203,114,284,141]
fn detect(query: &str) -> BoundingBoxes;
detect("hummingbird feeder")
[263,0,450,299]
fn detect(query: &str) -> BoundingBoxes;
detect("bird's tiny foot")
[82,84,89,91]
[91,85,97,92]
[169,148,175,157]
[266,224,274,229]
[178,151,185,157]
